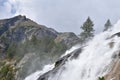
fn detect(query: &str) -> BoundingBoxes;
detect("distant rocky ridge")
[0,15,80,51]
[0,15,80,80]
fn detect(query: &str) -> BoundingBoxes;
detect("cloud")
[0,0,18,18]
[0,0,120,34]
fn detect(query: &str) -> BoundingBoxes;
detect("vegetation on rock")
[0,61,17,80]
[98,77,105,80]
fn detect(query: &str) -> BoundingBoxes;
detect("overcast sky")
[0,0,120,34]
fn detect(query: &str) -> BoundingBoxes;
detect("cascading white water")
[25,20,120,80]
[48,21,120,80]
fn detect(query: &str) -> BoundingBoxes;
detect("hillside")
[0,15,80,80]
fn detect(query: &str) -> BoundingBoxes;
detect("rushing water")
[25,20,120,80]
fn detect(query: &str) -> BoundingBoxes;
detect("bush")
[6,44,17,59]
[98,77,105,80]
[0,64,16,80]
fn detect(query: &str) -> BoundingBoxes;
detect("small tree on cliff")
[80,17,94,42]
[103,19,112,31]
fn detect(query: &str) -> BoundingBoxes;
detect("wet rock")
[37,48,82,80]
[110,32,120,38]
[104,59,120,80]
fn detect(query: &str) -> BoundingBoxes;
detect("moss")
[26,36,66,53]
[0,35,9,44]
[98,77,105,80]
[55,59,63,67]
[6,44,17,59]
[55,42,67,52]
[4,35,67,61]
[43,37,56,52]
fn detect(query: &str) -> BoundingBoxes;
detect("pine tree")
[103,19,112,31]
[80,17,94,42]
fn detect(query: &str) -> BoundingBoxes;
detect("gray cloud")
[0,0,120,34]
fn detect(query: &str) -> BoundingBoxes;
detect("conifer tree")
[80,17,94,42]
[103,19,112,31]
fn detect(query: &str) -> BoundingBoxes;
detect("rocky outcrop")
[105,51,120,80]
[105,59,120,80]
[111,32,120,38]
[55,32,81,49]
[0,15,80,54]
[0,15,58,45]
[0,15,27,35]
[103,32,120,80]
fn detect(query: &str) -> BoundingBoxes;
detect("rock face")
[106,32,120,80]
[55,32,81,49]
[0,15,58,44]
[111,32,120,38]
[0,15,80,55]
[0,15,80,80]
[105,51,120,80]
[105,59,120,80]
[0,15,26,35]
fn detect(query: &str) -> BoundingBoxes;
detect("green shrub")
[98,77,105,80]
[6,44,17,59]
[0,64,15,80]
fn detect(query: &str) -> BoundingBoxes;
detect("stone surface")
[55,32,81,49]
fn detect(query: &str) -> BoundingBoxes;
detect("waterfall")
[24,45,80,80]
[25,20,120,80]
